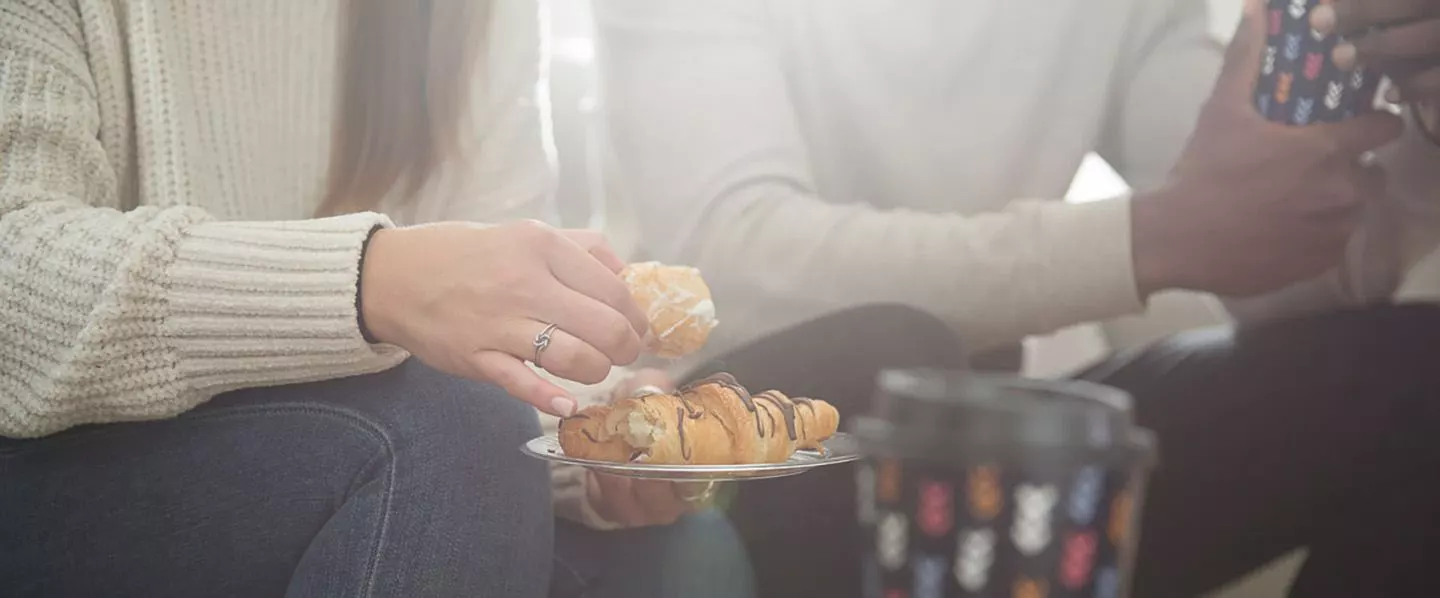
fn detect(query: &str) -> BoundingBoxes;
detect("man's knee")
[641,512,756,598]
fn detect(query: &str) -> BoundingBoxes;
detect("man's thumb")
[1215,0,1270,101]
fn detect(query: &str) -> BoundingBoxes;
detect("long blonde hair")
[318,0,491,217]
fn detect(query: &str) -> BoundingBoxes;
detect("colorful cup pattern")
[1256,0,1379,125]
[858,458,1144,598]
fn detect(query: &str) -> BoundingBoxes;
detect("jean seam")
[357,440,396,598]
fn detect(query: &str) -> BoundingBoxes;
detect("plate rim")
[520,432,860,475]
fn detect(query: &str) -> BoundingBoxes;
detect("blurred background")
[542,1,1296,594]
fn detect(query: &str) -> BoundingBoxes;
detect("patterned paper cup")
[1257,0,1381,125]
[852,372,1157,598]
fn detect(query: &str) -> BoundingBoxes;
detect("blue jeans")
[0,361,754,598]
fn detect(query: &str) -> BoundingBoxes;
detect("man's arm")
[1100,0,1440,325]
[597,0,1143,351]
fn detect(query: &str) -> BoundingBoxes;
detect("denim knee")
[230,359,552,510]
[346,360,547,489]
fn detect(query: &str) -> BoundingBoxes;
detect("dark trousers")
[699,304,1440,597]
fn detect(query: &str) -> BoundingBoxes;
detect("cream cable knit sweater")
[0,0,560,437]
[0,0,625,528]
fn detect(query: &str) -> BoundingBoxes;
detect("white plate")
[520,433,862,482]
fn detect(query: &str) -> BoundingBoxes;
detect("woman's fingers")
[544,234,650,339]
[559,229,628,274]
[495,319,613,385]
[532,288,644,368]
[466,349,577,417]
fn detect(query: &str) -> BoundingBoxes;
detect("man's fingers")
[1349,19,1440,66]
[633,481,687,525]
[1319,110,1405,154]
[590,472,649,526]
[1354,160,1390,202]
[468,350,577,417]
[1331,0,1438,36]
[1216,0,1271,101]
[1391,66,1440,101]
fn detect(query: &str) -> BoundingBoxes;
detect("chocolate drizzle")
[755,391,799,441]
[795,399,816,440]
[676,407,692,461]
[682,372,765,438]
[677,393,705,418]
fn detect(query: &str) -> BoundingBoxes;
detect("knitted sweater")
[0,0,642,530]
[0,0,560,438]
[0,0,637,528]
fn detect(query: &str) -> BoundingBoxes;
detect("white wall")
[1211,0,1245,40]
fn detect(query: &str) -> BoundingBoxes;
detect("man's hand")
[1132,0,1403,298]
[1315,0,1440,135]
[586,368,713,528]
[586,472,714,528]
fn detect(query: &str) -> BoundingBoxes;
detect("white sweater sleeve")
[597,0,1143,352]
[0,1,405,438]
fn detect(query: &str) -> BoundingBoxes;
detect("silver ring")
[533,323,559,367]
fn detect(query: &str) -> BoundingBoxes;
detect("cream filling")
[620,410,665,449]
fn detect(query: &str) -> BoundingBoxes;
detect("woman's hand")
[359,220,650,416]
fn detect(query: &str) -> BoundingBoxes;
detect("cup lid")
[851,369,1157,467]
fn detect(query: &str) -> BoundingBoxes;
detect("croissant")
[557,373,841,465]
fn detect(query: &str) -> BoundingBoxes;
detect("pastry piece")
[758,390,840,453]
[556,405,632,462]
[621,262,717,358]
[556,373,841,465]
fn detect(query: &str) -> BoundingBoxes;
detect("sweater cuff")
[1031,197,1147,326]
[163,212,408,397]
